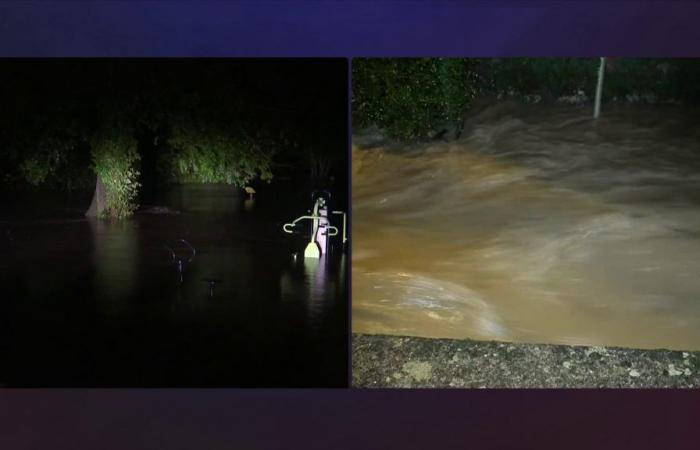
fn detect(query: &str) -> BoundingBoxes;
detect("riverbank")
[352,334,700,388]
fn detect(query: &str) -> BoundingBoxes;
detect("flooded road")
[0,183,347,386]
[353,103,700,351]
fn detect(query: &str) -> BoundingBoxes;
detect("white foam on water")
[355,271,508,341]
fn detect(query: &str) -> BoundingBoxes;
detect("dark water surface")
[0,183,347,386]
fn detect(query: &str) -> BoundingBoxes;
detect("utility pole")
[594,57,606,120]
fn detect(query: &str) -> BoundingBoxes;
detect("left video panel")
[0,58,349,387]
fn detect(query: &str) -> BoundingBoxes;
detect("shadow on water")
[0,182,347,387]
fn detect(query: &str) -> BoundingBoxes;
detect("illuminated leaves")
[165,114,274,187]
[90,125,141,219]
[353,58,476,141]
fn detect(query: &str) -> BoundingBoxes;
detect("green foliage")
[90,126,141,219]
[165,116,274,187]
[7,107,92,191]
[353,58,477,140]
[353,58,700,143]
[602,59,700,103]
[16,135,62,186]
[18,136,84,187]
[601,59,667,100]
[474,58,599,99]
[475,58,700,103]
[19,154,56,186]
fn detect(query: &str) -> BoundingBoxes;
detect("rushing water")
[353,103,700,351]
[0,182,347,386]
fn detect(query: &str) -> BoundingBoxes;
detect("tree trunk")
[85,174,107,217]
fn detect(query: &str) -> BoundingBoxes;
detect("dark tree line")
[353,58,700,142]
[0,59,348,218]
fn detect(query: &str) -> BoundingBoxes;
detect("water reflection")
[165,183,242,215]
[279,254,346,333]
[2,182,347,386]
[172,241,258,314]
[89,218,139,315]
[353,104,700,351]
[303,257,329,329]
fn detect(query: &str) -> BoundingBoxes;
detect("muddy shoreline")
[353,334,700,388]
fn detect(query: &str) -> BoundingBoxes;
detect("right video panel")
[351,58,700,388]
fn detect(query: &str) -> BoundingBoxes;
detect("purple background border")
[2,1,700,449]
[1,1,700,56]
[1,389,699,449]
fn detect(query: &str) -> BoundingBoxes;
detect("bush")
[354,58,700,143]
[90,126,141,219]
[353,58,477,140]
[473,58,599,100]
[475,58,700,103]
[166,117,274,187]
[19,154,57,186]
[9,113,92,191]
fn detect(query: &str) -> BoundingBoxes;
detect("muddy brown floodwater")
[353,103,700,351]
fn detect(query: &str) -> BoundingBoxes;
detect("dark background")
[2,1,700,449]
[0,390,698,449]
